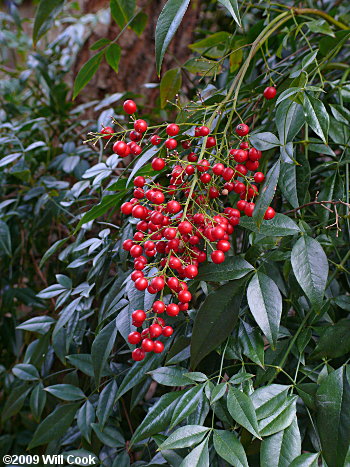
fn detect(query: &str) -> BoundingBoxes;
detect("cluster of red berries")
[100,97,277,361]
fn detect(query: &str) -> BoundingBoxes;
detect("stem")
[293,8,349,30]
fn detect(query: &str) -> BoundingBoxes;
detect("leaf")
[28,403,80,449]
[0,152,22,167]
[1,384,32,421]
[148,366,191,386]
[251,385,290,420]
[291,236,328,309]
[30,383,47,422]
[155,0,191,75]
[33,0,65,45]
[275,87,300,106]
[170,384,204,428]
[92,424,124,448]
[12,363,40,381]
[312,320,350,359]
[131,391,184,445]
[105,44,121,73]
[308,19,335,37]
[239,213,300,237]
[249,132,280,151]
[195,257,254,281]
[127,146,159,185]
[279,162,299,208]
[213,429,249,467]
[303,94,329,143]
[190,278,246,368]
[159,425,210,450]
[0,220,11,256]
[44,384,86,401]
[276,100,304,145]
[77,400,95,443]
[211,383,227,404]
[289,453,320,467]
[110,0,135,28]
[227,387,261,438]
[39,238,68,268]
[217,0,241,26]
[130,11,148,36]
[247,272,282,349]
[76,194,124,229]
[90,38,111,50]
[73,51,104,100]
[260,418,301,467]
[258,396,297,436]
[316,366,350,467]
[184,58,222,76]
[180,438,209,467]
[91,318,118,385]
[238,321,264,367]
[160,68,182,108]
[96,379,118,428]
[253,159,280,226]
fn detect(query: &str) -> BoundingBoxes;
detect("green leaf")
[258,396,297,436]
[12,363,40,381]
[130,11,148,36]
[316,366,350,467]
[184,58,222,76]
[217,0,241,26]
[260,418,301,467]
[170,385,204,428]
[155,0,191,75]
[180,438,209,467]
[76,194,124,230]
[195,257,254,281]
[148,366,191,386]
[33,0,65,45]
[90,38,111,50]
[253,159,280,226]
[247,272,282,349]
[91,424,124,448]
[238,321,264,368]
[0,220,11,256]
[239,213,300,237]
[105,44,121,73]
[127,147,159,185]
[30,382,46,422]
[110,0,135,28]
[39,238,68,268]
[289,453,320,467]
[73,51,104,100]
[279,162,299,208]
[159,425,210,450]
[77,400,95,443]
[91,318,117,385]
[44,384,85,401]
[131,390,184,445]
[190,278,246,368]
[291,236,328,309]
[227,387,261,438]
[210,383,227,404]
[96,379,118,428]
[249,132,280,151]
[160,68,182,108]
[1,384,32,421]
[308,19,335,37]
[213,429,249,467]
[312,320,350,359]
[275,87,301,106]
[303,94,329,143]
[251,385,290,420]
[28,403,80,449]
[276,100,304,145]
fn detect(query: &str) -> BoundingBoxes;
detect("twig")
[284,199,350,215]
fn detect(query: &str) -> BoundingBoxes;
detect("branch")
[284,200,350,215]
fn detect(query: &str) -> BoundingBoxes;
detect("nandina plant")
[2,1,350,466]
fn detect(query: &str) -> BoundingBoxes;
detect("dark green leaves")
[160,68,182,108]
[217,0,241,26]
[33,0,65,45]
[247,272,282,348]
[158,425,210,450]
[170,384,204,428]
[195,257,254,281]
[312,320,350,359]
[227,387,261,438]
[180,438,209,467]
[28,403,80,449]
[44,384,86,401]
[249,132,280,151]
[260,418,301,467]
[291,236,328,309]
[12,363,39,381]
[316,366,350,467]
[190,279,246,368]
[303,94,329,143]
[91,319,117,385]
[73,51,104,100]
[155,0,191,75]
[253,159,280,226]
[239,213,300,237]
[148,366,191,386]
[0,220,11,256]
[106,44,121,73]
[213,430,248,467]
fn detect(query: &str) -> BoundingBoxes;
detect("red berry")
[178,290,192,302]
[240,142,249,149]
[123,99,137,114]
[151,276,165,291]
[212,163,225,175]
[212,226,225,240]
[199,126,210,137]
[254,172,265,183]
[132,348,145,361]
[130,244,143,257]
[135,277,148,290]
[162,326,173,337]
[167,200,181,214]
[142,338,154,352]
[134,176,146,187]
[184,264,198,279]
[153,300,165,313]
[150,134,161,145]
[178,221,192,235]
[182,140,191,149]
[153,340,164,353]
[200,173,211,183]
[206,136,216,148]
[131,270,143,281]
[165,138,178,150]
[129,130,142,141]
[263,86,277,100]
[264,207,276,220]
[217,239,230,252]
[211,250,225,264]
[244,203,255,217]
[101,126,113,139]
[152,158,165,171]
[235,124,250,136]
[209,187,219,198]
[246,160,259,171]
[237,200,247,211]
[188,152,197,162]
[167,277,179,290]
[121,202,133,215]
[113,140,128,156]
[132,310,146,323]
[166,303,180,316]
[233,149,248,163]
[149,324,163,338]
[185,165,195,175]
[128,332,141,344]
[248,148,261,161]
[166,124,180,136]
[134,119,147,133]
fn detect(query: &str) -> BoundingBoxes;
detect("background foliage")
[1,0,350,466]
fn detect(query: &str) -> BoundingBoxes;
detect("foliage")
[2,1,350,466]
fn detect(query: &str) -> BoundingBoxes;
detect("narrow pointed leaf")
[170,384,204,428]
[180,438,209,467]
[303,94,329,143]
[33,0,65,45]
[260,418,301,467]
[227,387,261,438]
[91,318,118,385]
[217,0,241,26]
[253,159,280,226]
[73,52,104,99]
[160,68,182,108]
[213,429,249,467]
[159,425,210,450]
[289,453,320,467]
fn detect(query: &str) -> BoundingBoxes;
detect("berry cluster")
[98,97,277,361]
